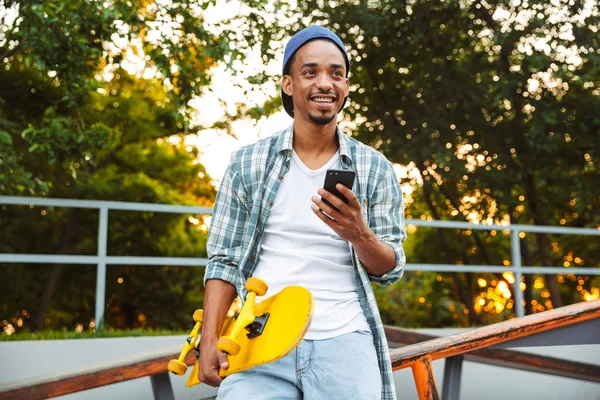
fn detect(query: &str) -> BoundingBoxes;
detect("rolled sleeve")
[203,156,248,291]
[367,161,407,286]
[369,239,405,286]
[204,260,242,288]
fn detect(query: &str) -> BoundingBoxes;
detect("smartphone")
[322,169,356,211]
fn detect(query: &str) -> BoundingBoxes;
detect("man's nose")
[315,73,333,90]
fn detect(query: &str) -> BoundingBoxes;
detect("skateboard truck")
[167,309,203,377]
[216,277,269,356]
[233,310,271,339]
[245,312,270,339]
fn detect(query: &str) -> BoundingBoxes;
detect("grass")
[0,328,187,341]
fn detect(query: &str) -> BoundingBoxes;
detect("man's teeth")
[313,97,334,103]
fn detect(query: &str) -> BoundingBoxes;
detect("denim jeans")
[217,330,382,400]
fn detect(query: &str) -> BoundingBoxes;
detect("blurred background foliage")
[1,0,598,335]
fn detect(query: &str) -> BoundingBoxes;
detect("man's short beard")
[309,113,336,126]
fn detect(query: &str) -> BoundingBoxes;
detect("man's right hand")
[199,279,237,387]
[197,337,229,387]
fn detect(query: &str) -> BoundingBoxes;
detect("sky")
[186,67,291,184]
[98,0,292,184]
[184,2,293,184]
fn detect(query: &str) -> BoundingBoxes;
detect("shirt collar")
[278,124,294,153]
[277,124,353,167]
[336,126,353,167]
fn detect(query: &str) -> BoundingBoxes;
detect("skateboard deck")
[168,279,313,387]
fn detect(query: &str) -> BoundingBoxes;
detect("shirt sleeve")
[203,155,248,289]
[367,161,407,286]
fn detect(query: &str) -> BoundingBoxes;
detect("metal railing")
[384,325,600,383]
[1,306,598,399]
[389,299,600,400]
[1,196,599,325]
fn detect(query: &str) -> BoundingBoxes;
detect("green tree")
[0,0,250,194]
[0,0,271,333]
[0,69,217,332]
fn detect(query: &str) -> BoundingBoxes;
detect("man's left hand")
[311,184,370,244]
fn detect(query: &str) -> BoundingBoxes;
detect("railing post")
[150,372,175,400]
[95,206,108,330]
[511,229,525,317]
[411,356,440,400]
[441,355,463,400]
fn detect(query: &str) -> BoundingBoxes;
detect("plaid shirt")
[204,124,406,400]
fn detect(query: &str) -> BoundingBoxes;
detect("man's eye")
[332,71,343,77]
[303,70,316,75]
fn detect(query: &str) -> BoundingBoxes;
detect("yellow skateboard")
[168,277,314,387]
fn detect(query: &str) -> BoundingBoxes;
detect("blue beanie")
[281,25,350,118]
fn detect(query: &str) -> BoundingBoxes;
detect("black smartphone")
[322,169,356,211]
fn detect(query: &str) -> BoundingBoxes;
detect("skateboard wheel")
[168,359,188,375]
[246,277,268,296]
[216,336,241,356]
[193,309,203,322]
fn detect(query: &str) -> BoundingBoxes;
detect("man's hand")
[197,337,229,387]
[198,279,237,387]
[310,184,369,244]
[311,184,397,276]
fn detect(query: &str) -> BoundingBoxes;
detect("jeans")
[217,330,381,400]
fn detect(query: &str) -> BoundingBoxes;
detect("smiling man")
[199,25,406,400]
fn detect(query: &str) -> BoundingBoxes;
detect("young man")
[198,25,406,400]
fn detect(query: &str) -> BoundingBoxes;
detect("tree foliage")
[0,0,253,332]
[282,0,600,324]
[0,0,253,193]
[2,0,599,333]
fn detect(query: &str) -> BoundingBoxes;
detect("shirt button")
[279,176,284,180]
[249,255,255,261]
[269,202,273,206]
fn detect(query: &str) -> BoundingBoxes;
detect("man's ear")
[282,75,293,96]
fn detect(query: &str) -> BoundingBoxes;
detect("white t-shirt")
[252,150,370,340]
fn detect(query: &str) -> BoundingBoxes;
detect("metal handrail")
[0,346,188,400]
[389,299,600,400]
[2,317,599,399]
[384,326,600,383]
[1,195,599,324]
